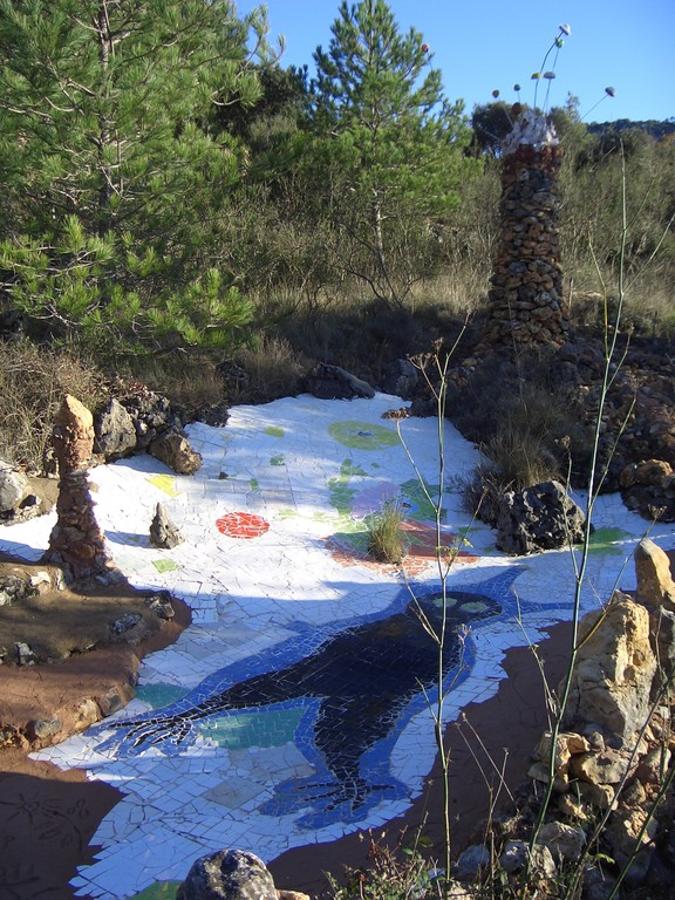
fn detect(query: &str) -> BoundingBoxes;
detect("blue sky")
[237,1,674,123]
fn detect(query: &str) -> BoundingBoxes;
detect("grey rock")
[303,363,375,400]
[496,480,586,555]
[0,461,30,513]
[537,821,586,861]
[109,612,143,635]
[94,398,137,459]
[456,844,490,879]
[15,642,37,665]
[381,358,418,399]
[149,430,202,475]
[149,503,183,549]
[28,718,62,741]
[177,849,277,900]
[500,840,555,878]
[0,574,37,607]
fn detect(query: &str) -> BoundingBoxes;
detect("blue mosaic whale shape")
[102,568,524,824]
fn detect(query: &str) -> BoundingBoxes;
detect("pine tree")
[0,0,267,353]
[308,0,476,303]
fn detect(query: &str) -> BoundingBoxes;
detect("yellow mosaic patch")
[146,474,180,497]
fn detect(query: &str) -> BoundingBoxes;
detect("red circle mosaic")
[216,512,270,540]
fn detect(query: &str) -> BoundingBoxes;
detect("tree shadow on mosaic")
[97,569,524,829]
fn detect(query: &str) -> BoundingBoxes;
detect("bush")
[0,340,106,471]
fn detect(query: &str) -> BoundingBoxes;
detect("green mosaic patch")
[132,882,182,899]
[249,477,260,492]
[135,683,190,709]
[270,454,285,466]
[265,426,285,438]
[587,527,632,556]
[400,478,444,522]
[199,707,304,749]
[152,558,180,574]
[328,420,399,451]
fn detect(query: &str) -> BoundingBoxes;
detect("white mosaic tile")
[0,391,670,898]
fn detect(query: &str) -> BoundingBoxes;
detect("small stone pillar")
[45,395,111,581]
[484,109,567,348]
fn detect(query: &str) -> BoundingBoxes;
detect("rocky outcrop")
[303,363,375,400]
[635,538,675,613]
[0,574,37,607]
[620,458,675,523]
[149,503,183,549]
[563,592,657,745]
[149,430,202,475]
[44,395,112,582]
[381,358,418,399]
[496,480,586,555]
[94,398,137,459]
[177,850,277,900]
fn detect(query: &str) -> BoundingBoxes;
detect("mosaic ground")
[0,392,672,899]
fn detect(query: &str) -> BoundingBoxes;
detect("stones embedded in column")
[44,395,113,583]
[484,108,568,349]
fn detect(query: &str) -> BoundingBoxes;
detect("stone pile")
[177,849,309,900]
[45,395,112,582]
[483,111,567,348]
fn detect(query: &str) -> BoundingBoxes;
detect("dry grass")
[0,340,106,471]
[121,352,225,415]
[367,501,405,564]
[229,335,308,403]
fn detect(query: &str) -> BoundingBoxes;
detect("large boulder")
[0,460,31,514]
[94,398,137,459]
[303,363,375,400]
[149,430,202,475]
[496,480,586,554]
[177,849,277,900]
[562,592,657,746]
[634,538,675,613]
[620,459,675,523]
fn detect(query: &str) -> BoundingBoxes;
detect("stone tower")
[484,108,567,348]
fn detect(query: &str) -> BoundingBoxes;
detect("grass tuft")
[367,501,405,564]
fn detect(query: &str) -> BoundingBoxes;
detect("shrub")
[0,340,106,471]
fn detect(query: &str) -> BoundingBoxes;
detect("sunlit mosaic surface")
[1,392,672,899]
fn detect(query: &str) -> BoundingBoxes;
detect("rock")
[29,570,52,592]
[98,688,129,717]
[500,840,556,878]
[0,307,25,341]
[582,862,617,900]
[74,698,100,731]
[121,390,182,450]
[195,402,230,428]
[277,893,310,900]
[0,574,37,607]
[303,363,375,400]
[27,718,62,741]
[578,782,616,810]
[570,748,632,785]
[0,460,31,513]
[537,821,586,861]
[381,358,419,399]
[605,806,658,863]
[149,430,202,475]
[636,746,671,784]
[94,398,137,459]
[15,642,37,665]
[177,849,277,900]
[109,612,143,635]
[145,592,175,620]
[635,538,675,613]
[456,843,490,879]
[562,592,657,745]
[149,503,183,549]
[496,480,586,554]
[52,394,95,471]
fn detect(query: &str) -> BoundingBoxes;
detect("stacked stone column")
[484,111,567,348]
[45,395,111,582]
